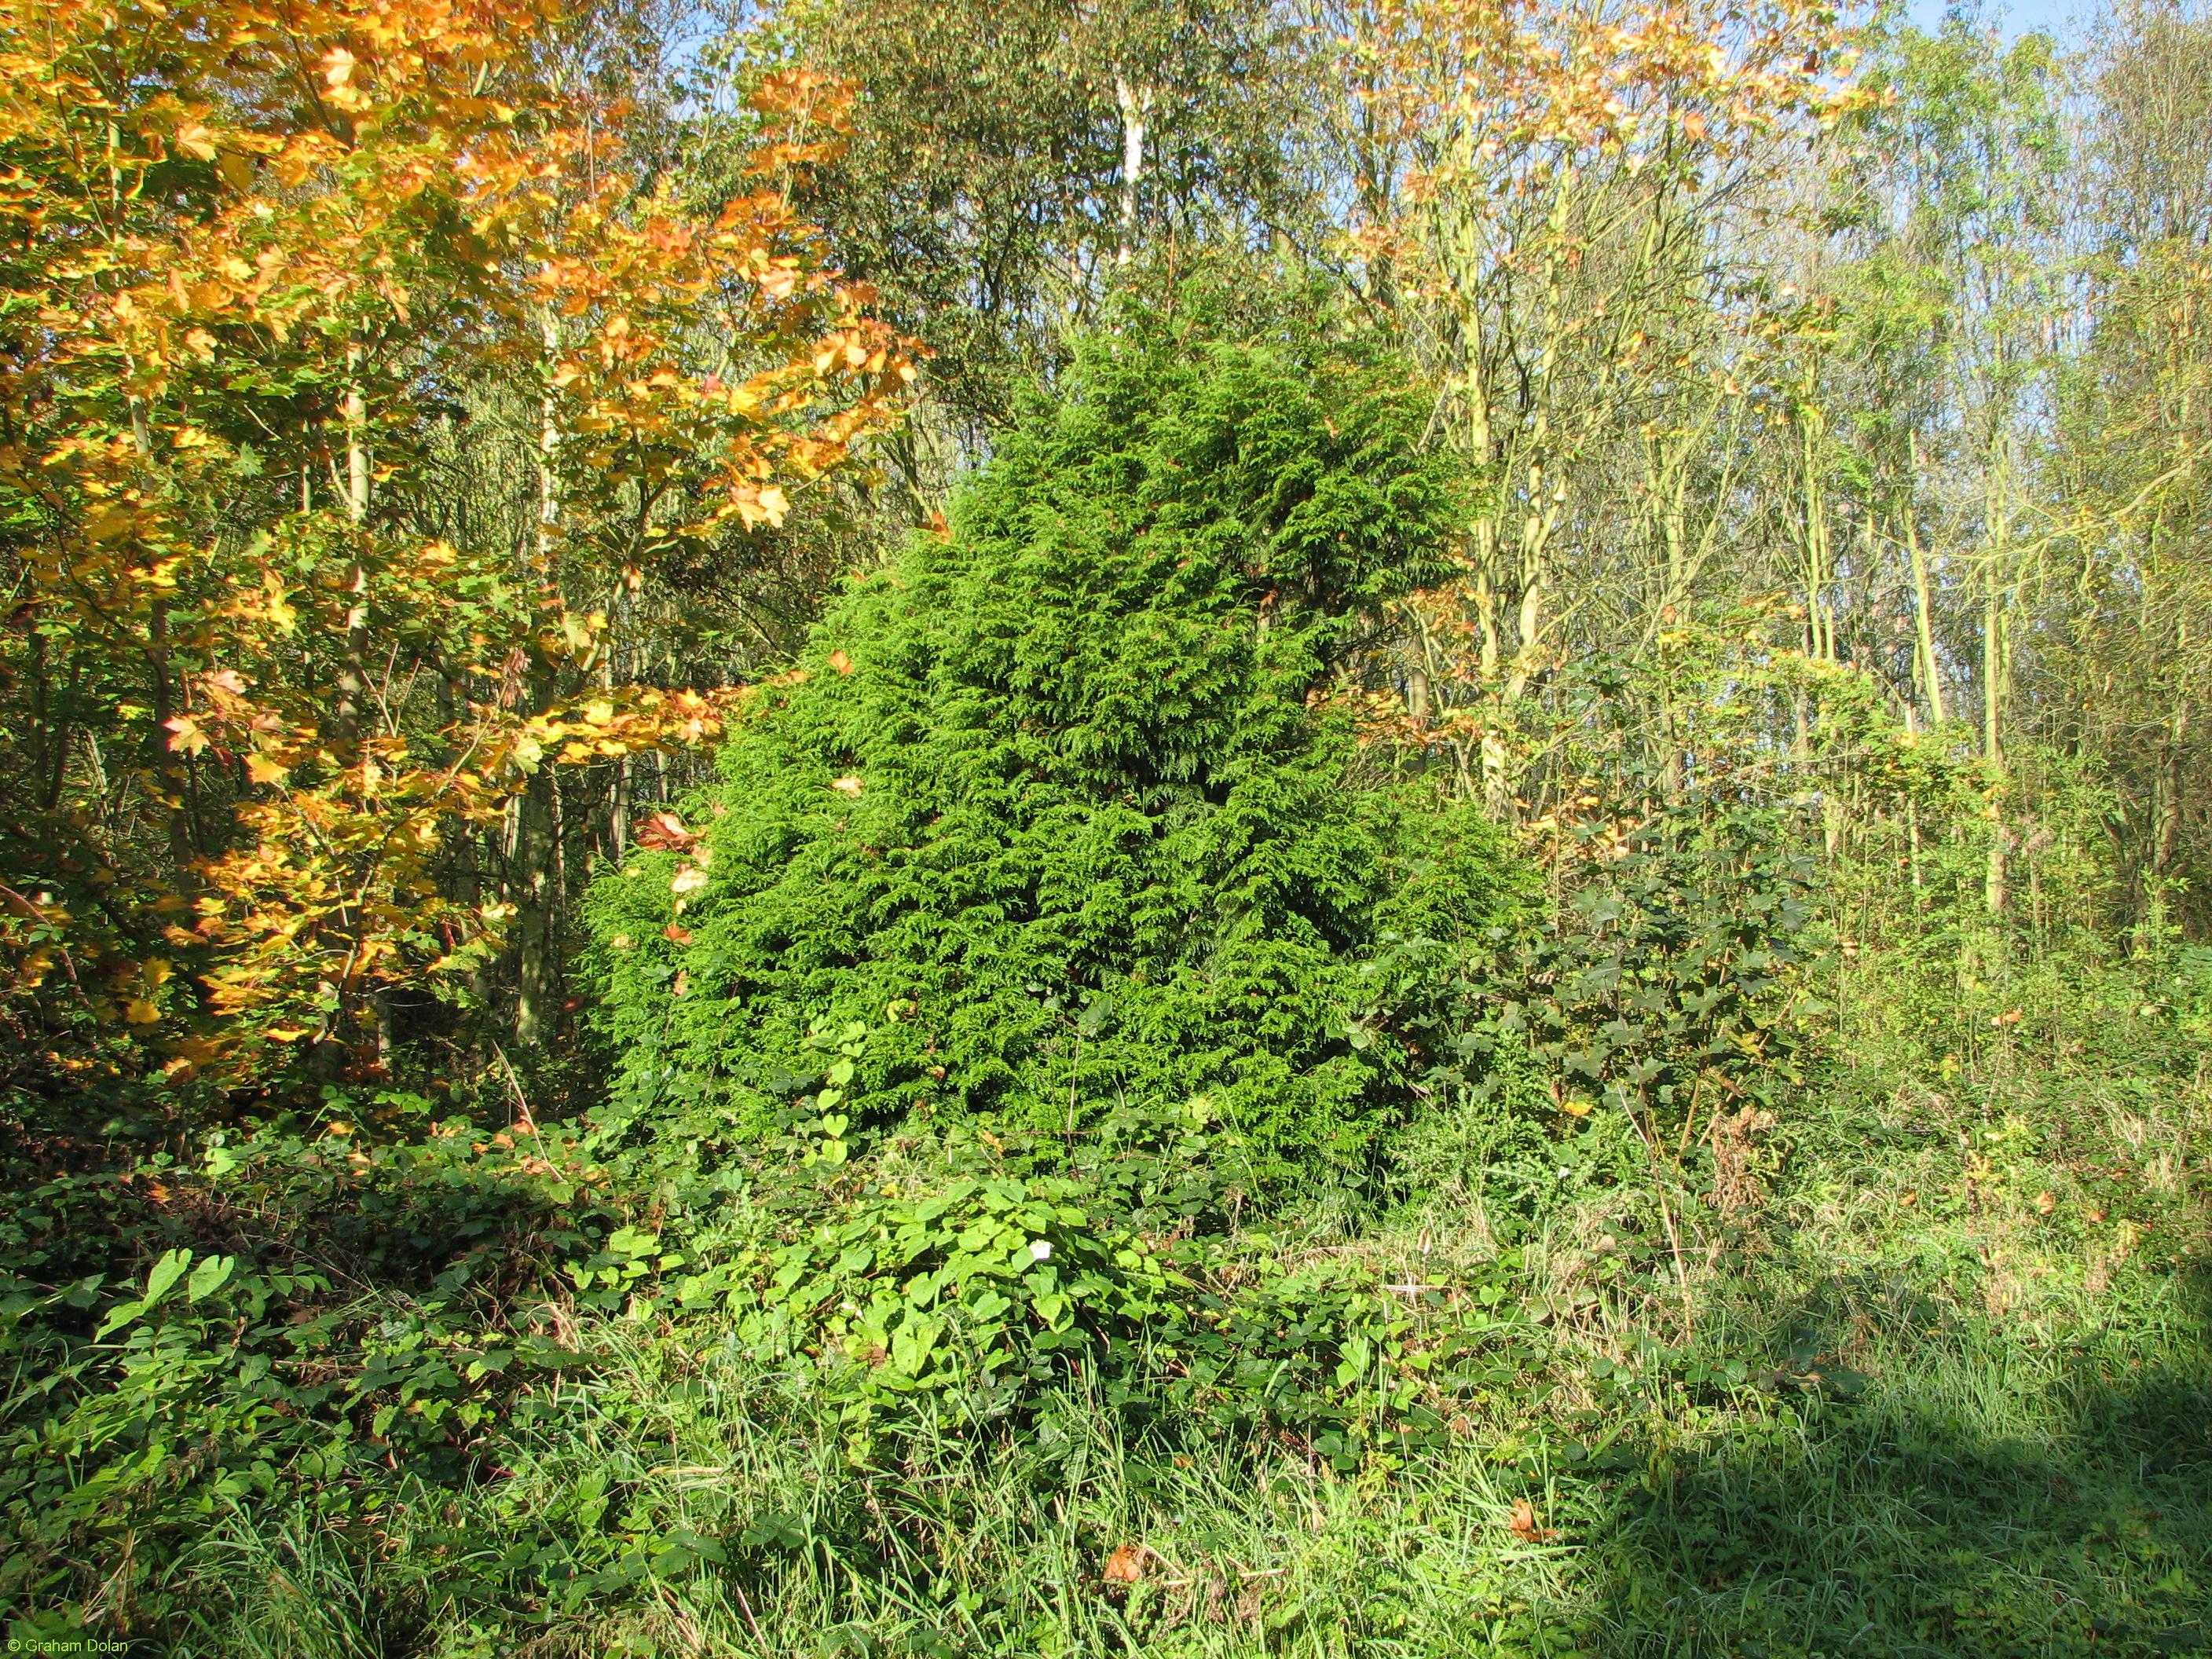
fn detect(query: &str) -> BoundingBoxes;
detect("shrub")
[588,289,1526,1187]
[565,1131,1525,1488]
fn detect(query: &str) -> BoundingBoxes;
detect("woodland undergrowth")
[5,934,2206,1659]
[5,310,2210,1659]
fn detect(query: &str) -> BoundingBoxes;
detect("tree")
[2047,0,2212,936]
[1340,0,1858,814]
[753,0,1309,447]
[588,280,1522,1184]
[0,0,909,1098]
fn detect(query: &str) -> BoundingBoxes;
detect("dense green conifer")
[588,290,1524,1180]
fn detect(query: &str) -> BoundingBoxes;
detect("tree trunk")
[511,767,558,1049]
[1114,75,1151,265]
[1906,437,1945,725]
[1983,584,2008,918]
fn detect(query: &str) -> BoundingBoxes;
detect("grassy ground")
[9,936,2209,1657]
[122,1049,2209,1659]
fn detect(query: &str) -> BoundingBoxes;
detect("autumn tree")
[0,0,909,1101]
[1336,0,1861,815]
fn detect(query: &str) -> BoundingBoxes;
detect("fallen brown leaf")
[1103,1544,1148,1584]
[1507,1498,1558,1544]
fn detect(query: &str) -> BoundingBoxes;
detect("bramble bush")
[611,1040,1540,1467]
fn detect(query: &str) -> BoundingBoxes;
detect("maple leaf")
[165,714,210,756]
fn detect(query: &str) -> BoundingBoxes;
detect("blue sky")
[1905,0,2082,38]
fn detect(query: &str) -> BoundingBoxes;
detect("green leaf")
[143,1248,193,1311]
[187,1254,236,1303]
[94,1298,146,1339]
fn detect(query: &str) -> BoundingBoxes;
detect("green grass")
[10,968,2210,1658]
[120,1087,2210,1659]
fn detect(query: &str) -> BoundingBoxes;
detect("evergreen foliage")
[588,296,1524,1181]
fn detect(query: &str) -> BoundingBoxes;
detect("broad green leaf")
[186,1254,235,1302]
[143,1248,193,1310]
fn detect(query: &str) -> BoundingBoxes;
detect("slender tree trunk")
[512,313,566,1050]
[1114,75,1151,266]
[334,344,373,741]
[146,599,196,882]
[2154,706,2185,880]
[538,309,560,562]
[1802,392,1833,661]
[1982,439,2012,920]
[1906,438,1945,725]
[511,767,558,1049]
[1983,585,2009,918]
[344,346,369,525]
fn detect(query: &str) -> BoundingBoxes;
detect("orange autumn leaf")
[632,811,698,851]
[1507,1498,1558,1544]
[0,0,913,1086]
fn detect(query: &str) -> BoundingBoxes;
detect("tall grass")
[151,1057,2209,1658]
[17,946,2205,1657]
